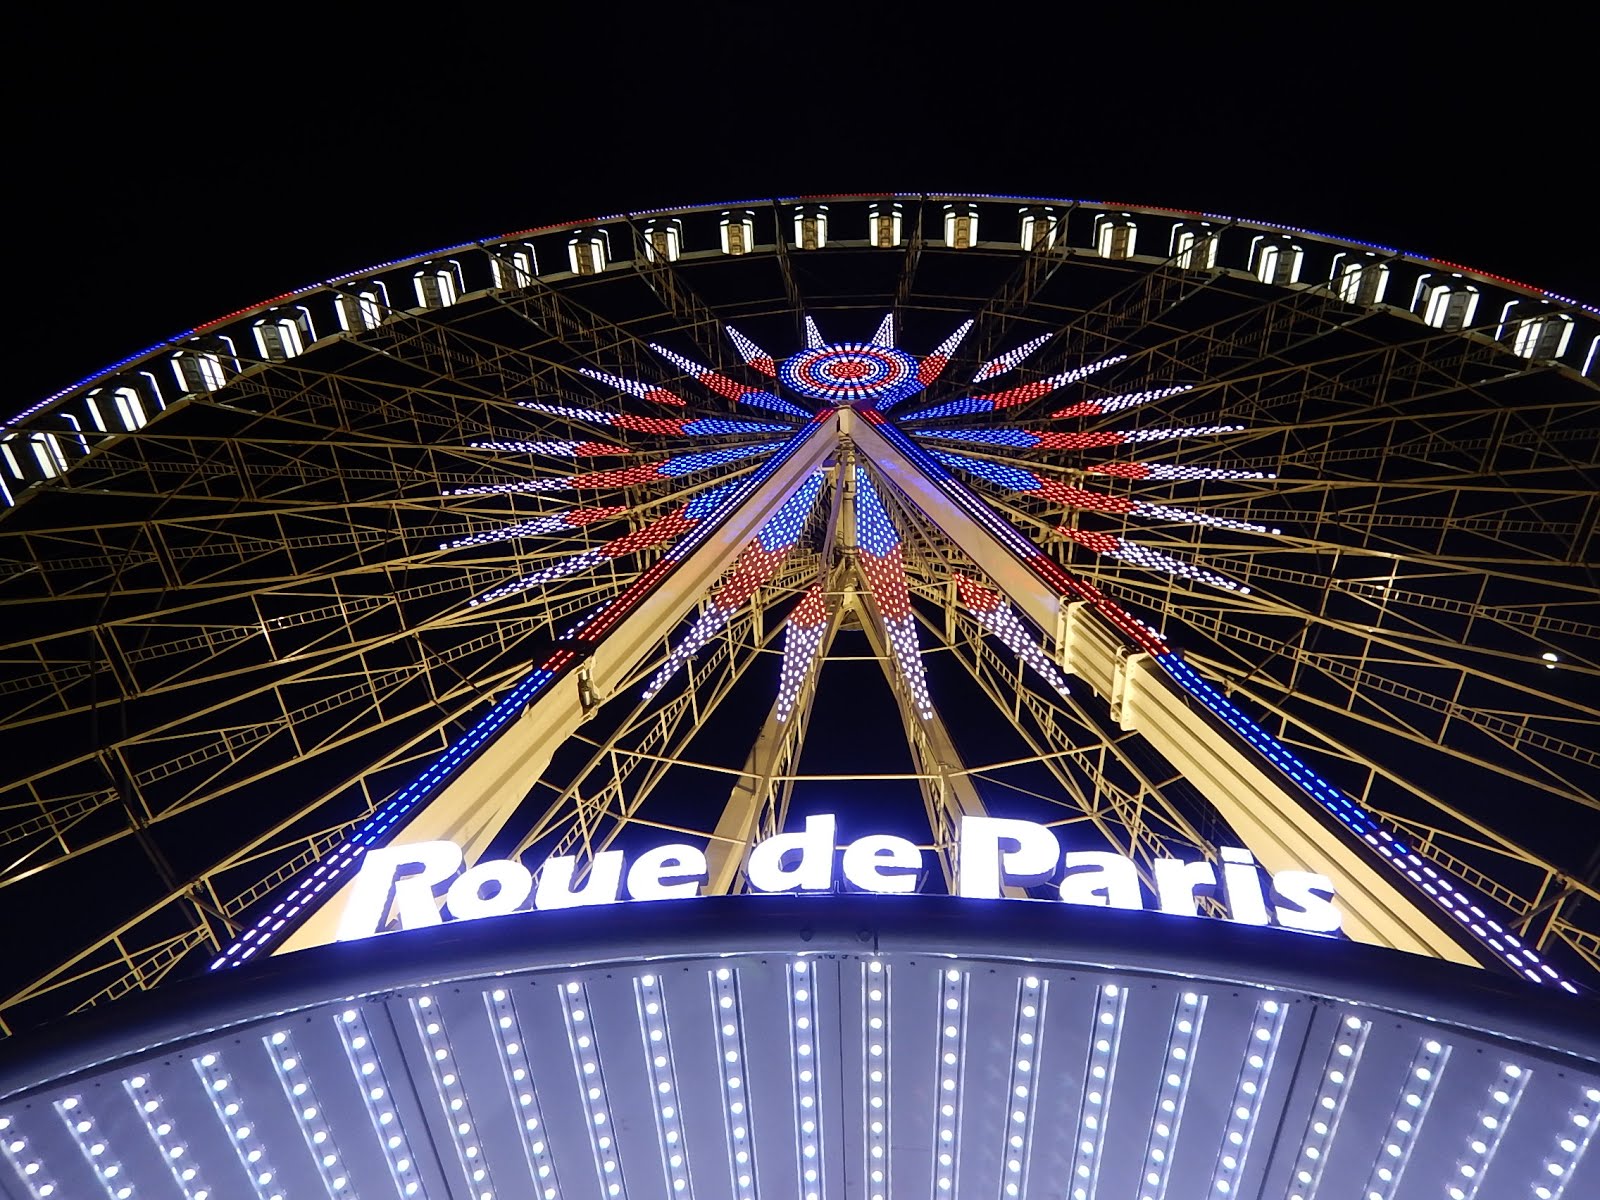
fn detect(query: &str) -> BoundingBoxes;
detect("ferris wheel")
[0,194,1596,1036]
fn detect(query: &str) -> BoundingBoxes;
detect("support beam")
[853,414,1480,967]
[276,417,838,953]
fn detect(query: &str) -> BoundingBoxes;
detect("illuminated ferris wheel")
[1,195,1596,1200]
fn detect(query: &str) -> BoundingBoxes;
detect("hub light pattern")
[906,353,1126,421]
[854,466,933,719]
[776,580,830,722]
[780,341,925,407]
[955,575,1070,697]
[650,344,812,418]
[642,472,826,699]
[974,331,1053,381]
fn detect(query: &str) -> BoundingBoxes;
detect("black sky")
[12,11,1595,410]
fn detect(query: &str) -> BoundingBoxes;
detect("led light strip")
[931,967,967,1196]
[485,986,561,1199]
[1446,1060,1530,1200]
[212,645,575,967]
[643,470,826,699]
[1,1115,57,1199]
[1207,997,1288,1196]
[725,326,777,376]
[1287,1013,1371,1200]
[711,966,758,1200]
[1533,1084,1598,1200]
[468,438,627,455]
[53,1097,129,1199]
[1069,982,1128,1200]
[441,504,626,550]
[789,958,825,1200]
[1136,989,1208,1200]
[776,581,829,721]
[1000,973,1046,1199]
[1087,460,1271,481]
[975,331,1053,381]
[264,1027,355,1197]
[1050,383,1195,417]
[336,1006,424,1197]
[1159,655,1578,990]
[561,980,628,1198]
[863,961,891,1200]
[636,973,693,1195]
[411,995,497,1198]
[956,575,1071,697]
[194,1050,284,1200]
[1361,1036,1450,1200]
[446,441,782,498]
[124,1073,213,1198]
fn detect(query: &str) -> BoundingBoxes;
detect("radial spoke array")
[1,194,1595,1032]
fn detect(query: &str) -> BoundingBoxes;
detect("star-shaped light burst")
[442,311,1279,719]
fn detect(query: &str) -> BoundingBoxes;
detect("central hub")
[778,341,928,408]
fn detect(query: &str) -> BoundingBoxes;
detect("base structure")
[2,897,1595,1200]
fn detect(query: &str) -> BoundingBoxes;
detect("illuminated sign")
[336,815,1342,942]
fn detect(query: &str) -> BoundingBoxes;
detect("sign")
[336,814,1342,942]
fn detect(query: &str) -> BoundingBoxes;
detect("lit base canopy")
[2,898,1595,1200]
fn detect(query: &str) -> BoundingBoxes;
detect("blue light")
[659,442,782,477]
[852,467,901,558]
[904,397,995,422]
[919,427,1040,448]
[682,418,794,436]
[929,448,1042,492]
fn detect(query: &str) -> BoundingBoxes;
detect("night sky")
[13,13,1594,411]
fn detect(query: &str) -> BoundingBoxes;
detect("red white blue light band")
[854,467,933,720]
[956,575,1071,697]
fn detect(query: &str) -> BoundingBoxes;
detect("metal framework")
[2,194,1597,1035]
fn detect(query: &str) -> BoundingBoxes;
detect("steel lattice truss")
[1,196,1597,1034]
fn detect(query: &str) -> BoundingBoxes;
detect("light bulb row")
[636,974,692,1196]
[485,987,560,1199]
[338,1006,424,1197]
[195,1050,284,1200]
[1206,998,1288,1196]
[1069,982,1127,1200]
[561,980,627,1198]
[410,996,496,1200]
[712,966,759,1200]
[1361,1036,1450,1200]
[1286,1014,1370,1200]
[788,959,824,1200]
[1136,989,1208,1200]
